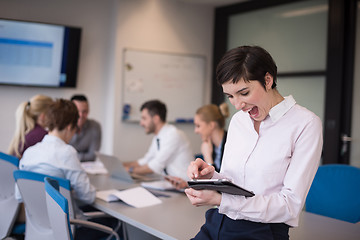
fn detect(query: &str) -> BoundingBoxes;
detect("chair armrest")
[70,218,120,240]
[82,211,109,219]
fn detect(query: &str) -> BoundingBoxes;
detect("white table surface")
[90,174,360,240]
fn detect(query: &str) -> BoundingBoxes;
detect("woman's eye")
[241,92,249,96]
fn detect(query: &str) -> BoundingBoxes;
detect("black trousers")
[192,208,289,240]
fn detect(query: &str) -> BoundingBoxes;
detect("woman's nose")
[235,100,246,111]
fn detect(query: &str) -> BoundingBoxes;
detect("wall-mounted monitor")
[0,18,81,88]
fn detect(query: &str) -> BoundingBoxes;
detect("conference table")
[89,174,360,240]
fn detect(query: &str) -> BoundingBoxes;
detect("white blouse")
[19,135,96,204]
[213,96,323,227]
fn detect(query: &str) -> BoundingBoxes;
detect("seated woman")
[194,103,229,172]
[166,103,229,190]
[19,98,95,205]
[8,94,53,158]
[18,99,121,240]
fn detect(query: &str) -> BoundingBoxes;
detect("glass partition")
[228,0,328,73]
[225,0,328,132]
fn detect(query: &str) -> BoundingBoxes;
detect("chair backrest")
[45,177,73,240]
[305,164,360,223]
[13,170,73,240]
[0,152,20,239]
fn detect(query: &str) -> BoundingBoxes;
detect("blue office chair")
[14,170,75,240]
[45,177,73,240]
[44,177,120,240]
[0,152,24,238]
[14,170,121,240]
[305,164,360,223]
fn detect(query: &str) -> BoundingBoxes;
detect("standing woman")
[8,95,53,158]
[186,46,323,240]
[194,103,229,172]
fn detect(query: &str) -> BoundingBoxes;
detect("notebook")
[95,152,163,183]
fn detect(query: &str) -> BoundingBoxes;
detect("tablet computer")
[187,179,255,197]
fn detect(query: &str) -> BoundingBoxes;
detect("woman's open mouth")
[248,106,259,118]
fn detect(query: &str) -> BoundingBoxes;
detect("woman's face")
[194,114,213,141]
[222,76,274,122]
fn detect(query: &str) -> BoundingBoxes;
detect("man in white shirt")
[124,100,193,180]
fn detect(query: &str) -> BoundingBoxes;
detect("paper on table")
[141,180,175,191]
[96,187,162,208]
[81,159,108,175]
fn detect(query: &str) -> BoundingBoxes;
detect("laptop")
[95,152,163,183]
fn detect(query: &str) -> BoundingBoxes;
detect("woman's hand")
[187,158,215,179]
[185,188,221,206]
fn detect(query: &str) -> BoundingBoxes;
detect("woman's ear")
[66,124,74,132]
[209,121,217,130]
[265,72,274,90]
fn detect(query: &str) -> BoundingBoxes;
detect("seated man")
[124,100,193,180]
[69,94,101,162]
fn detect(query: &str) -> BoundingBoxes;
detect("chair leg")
[105,220,123,240]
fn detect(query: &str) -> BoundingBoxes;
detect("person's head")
[46,99,79,143]
[21,94,54,127]
[140,100,167,135]
[216,45,281,122]
[8,94,53,157]
[71,94,89,129]
[194,103,229,141]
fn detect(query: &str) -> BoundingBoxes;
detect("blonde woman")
[166,103,229,190]
[8,95,53,158]
[194,103,229,172]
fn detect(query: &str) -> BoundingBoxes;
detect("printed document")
[96,186,162,208]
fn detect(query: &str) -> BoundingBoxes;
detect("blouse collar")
[268,95,296,123]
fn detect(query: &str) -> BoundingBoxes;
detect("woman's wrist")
[203,155,214,165]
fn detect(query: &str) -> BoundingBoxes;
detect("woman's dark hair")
[46,99,79,131]
[216,45,277,89]
[140,100,167,122]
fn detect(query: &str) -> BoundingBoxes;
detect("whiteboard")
[122,49,206,122]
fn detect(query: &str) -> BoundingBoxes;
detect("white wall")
[112,0,213,160]
[0,0,213,160]
[0,0,116,154]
